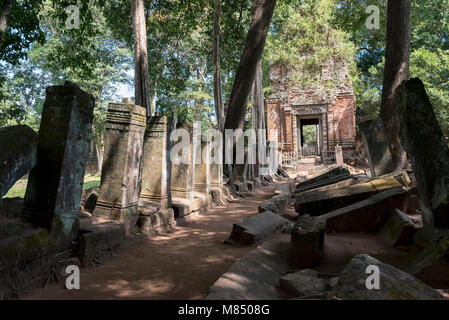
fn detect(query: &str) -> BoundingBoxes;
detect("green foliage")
[410,48,449,140]
[302,125,317,144]
[265,0,357,89]
[0,0,46,64]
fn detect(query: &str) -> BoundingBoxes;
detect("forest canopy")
[1,0,448,141]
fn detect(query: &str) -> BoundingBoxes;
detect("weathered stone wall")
[267,60,356,153]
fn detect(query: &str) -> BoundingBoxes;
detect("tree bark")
[95,143,104,174]
[253,60,264,178]
[223,0,276,132]
[213,0,225,132]
[380,0,411,171]
[131,0,151,116]
[0,0,13,45]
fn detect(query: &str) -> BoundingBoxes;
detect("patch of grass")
[3,174,101,199]
[83,179,101,190]
[4,184,27,198]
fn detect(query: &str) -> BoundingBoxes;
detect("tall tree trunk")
[223,0,276,132]
[131,0,151,116]
[95,144,104,174]
[223,0,276,184]
[0,0,13,44]
[253,60,264,177]
[380,0,411,171]
[213,0,225,132]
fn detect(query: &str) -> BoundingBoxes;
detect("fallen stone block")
[331,254,444,300]
[296,166,350,193]
[400,236,449,275]
[300,178,358,195]
[413,227,449,248]
[258,194,289,215]
[274,181,295,196]
[234,182,248,193]
[359,119,394,178]
[207,237,290,300]
[258,201,279,214]
[272,194,289,212]
[0,219,56,298]
[295,176,403,216]
[170,197,202,219]
[279,269,330,298]
[0,197,23,219]
[0,125,37,198]
[278,167,290,178]
[379,209,423,246]
[81,189,98,214]
[0,219,55,272]
[322,188,414,233]
[291,215,326,269]
[78,221,126,266]
[398,78,449,227]
[137,208,176,235]
[227,211,289,245]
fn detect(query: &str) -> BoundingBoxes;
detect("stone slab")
[295,176,403,216]
[331,254,444,300]
[398,78,449,227]
[291,214,326,269]
[295,166,350,193]
[279,269,330,298]
[78,221,126,266]
[228,211,289,245]
[206,237,290,300]
[322,188,410,233]
[359,119,394,178]
[0,125,37,198]
[401,236,449,275]
[379,209,423,246]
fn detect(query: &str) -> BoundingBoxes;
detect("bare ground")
[22,186,276,300]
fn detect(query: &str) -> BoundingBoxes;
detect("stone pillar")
[21,82,94,248]
[138,116,175,234]
[210,163,223,188]
[359,119,394,178]
[171,123,194,201]
[398,78,449,228]
[335,145,344,166]
[194,141,211,194]
[93,101,146,234]
[194,141,212,208]
[139,116,169,208]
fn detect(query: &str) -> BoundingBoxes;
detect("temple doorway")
[297,117,322,157]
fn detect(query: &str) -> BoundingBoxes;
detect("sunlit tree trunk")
[224,0,276,132]
[380,0,411,171]
[0,0,13,44]
[131,0,151,116]
[213,0,225,132]
[224,0,276,184]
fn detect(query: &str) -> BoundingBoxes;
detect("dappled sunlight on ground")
[22,186,276,300]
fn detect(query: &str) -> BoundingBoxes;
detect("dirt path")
[23,186,276,300]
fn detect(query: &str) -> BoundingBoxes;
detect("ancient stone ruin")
[267,58,356,158]
[1,77,449,301]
